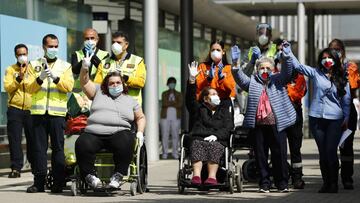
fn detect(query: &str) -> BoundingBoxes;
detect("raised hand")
[188,61,199,82]
[231,45,241,64]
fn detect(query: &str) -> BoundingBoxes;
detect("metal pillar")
[328,15,332,43]
[287,15,292,41]
[297,3,305,63]
[318,15,323,49]
[211,28,217,42]
[26,0,34,19]
[125,0,130,19]
[279,16,284,39]
[180,0,193,132]
[159,10,165,28]
[307,10,315,66]
[323,15,328,48]
[144,0,159,161]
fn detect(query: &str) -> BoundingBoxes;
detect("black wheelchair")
[46,134,148,196]
[177,133,242,194]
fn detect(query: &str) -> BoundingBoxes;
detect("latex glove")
[40,57,48,70]
[204,135,217,142]
[188,61,199,82]
[82,52,93,70]
[84,42,94,55]
[281,41,292,56]
[250,46,261,64]
[45,68,57,80]
[136,132,144,147]
[39,69,47,81]
[218,62,225,79]
[231,45,241,64]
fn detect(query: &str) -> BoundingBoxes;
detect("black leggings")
[75,130,135,177]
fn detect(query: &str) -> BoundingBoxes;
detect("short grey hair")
[255,56,275,71]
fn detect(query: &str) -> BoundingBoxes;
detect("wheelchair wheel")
[177,170,185,194]
[80,180,88,194]
[242,159,258,182]
[130,182,137,196]
[136,145,148,194]
[228,164,234,194]
[235,164,243,193]
[46,169,54,190]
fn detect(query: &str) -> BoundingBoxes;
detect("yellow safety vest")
[73,49,109,93]
[248,43,277,61]
[29,59,73,117]
[94,54,146,104]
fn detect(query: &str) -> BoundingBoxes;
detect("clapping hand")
[231,45,241,65]
[82,52,94,70]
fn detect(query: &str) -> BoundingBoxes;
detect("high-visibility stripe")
[40,87,63,93]
[32,105,67,112]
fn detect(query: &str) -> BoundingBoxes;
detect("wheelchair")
[46,133,148,196]
[177,133,242,194]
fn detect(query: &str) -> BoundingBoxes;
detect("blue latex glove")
[250,46,261,64]
[84,42,94,55]
[207,63,215,81]
[281,41,292,56]
[218,62,225,80]
[231,45,241,64]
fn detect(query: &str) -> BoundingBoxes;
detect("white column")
[261,15,266,23]
[323,15,328,48]
[105,21,112,54]
[271,16,275,28]
[26,0,34,19]
[328,15,332,42]
[287,15,292,41]
[318,15,323,49]
[279,15,284,39]
[294,15,298,42]
[297,2,305,64]
[144,0,159,161]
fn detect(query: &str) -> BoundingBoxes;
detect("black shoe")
[343,182,354,190]
[26,185,45,193]
[293,179,305,189]
[51,185,63,193]
[8,170,21,178]
[318,184,329,193]
[327,183,338,193]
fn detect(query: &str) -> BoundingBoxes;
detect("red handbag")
[65,115,88,135]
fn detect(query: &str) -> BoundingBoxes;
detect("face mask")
[84,40,96,49]
[108,84,123,97]
[211,50,222,62]
[209,95,221,106]
[321,57,334,69]
[17,55,28,65]
[336,51,342,59]
[258,34,269,46]
[168,83,176,89]
[112,42,123,56]
[46,48,58,59]
[258,69,271,80]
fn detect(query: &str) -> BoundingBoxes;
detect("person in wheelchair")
[186,62,234,186]
[75,53,146,189]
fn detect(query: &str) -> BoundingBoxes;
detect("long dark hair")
[318,48,346,97]
[100,71,129,96]
[204,40,229,65]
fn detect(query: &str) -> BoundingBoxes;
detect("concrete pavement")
[0,137,359,203]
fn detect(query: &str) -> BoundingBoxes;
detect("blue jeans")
[309,117,342,186]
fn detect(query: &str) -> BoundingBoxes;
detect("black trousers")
[31,114,66,186]
[252,125,288,189]
[340,102,357,184]
[310,117,342,186]
[75,130,135,177]
[7,106,33,171]
[285,105,304,177]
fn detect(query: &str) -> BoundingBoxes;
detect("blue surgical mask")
[46,48,58,59]
[108,84,123,97]
[168,83,176,89]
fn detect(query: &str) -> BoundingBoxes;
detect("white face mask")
[46,48,58,59]
[17,55,28,65]
[111,42,123,56]
[84,39,96,49]
[209,95,221,106]
[211,50,222,62]
[258,34,269,46]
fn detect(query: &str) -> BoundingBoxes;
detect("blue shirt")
[285,53,350,121]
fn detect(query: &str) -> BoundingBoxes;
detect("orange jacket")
[347,61,360,90]
[196,63,236,100]
[287,73,307,104]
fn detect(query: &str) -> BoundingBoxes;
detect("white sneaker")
[85,174,101,188]
[108,172,123,188]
